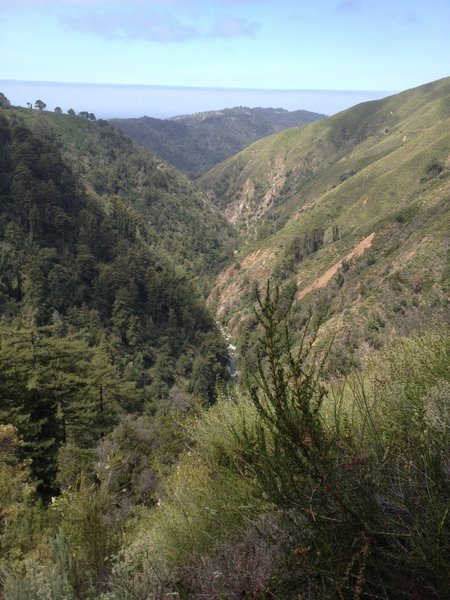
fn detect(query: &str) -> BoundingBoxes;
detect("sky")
[1,0,449,118]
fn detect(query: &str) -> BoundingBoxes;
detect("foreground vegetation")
[1,287,448,599]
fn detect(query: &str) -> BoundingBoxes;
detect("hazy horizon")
[2,1,446,120]
[0,80,394,120]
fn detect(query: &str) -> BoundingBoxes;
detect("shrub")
[103,392,269,599]
[235,287,450,597]
[421,159,444,182]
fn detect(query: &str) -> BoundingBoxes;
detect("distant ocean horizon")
[0,80,394,119]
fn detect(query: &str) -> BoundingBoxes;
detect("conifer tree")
[0,323,137,497]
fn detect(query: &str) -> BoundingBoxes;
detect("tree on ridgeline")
[0,92,11,109]
[34,100,46,111]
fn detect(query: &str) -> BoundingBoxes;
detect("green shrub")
[235,287,450,598]
[421,159,444,182]
[103,392,268,599]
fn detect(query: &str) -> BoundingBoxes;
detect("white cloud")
[209,15,259,39]
[60,10,199,42]
[3,0,262,43]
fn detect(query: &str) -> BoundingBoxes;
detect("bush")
[235,287,450,598]
[421,159,444,182]
[0,425,44,566]
[103,391,268,599]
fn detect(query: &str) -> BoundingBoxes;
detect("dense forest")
[0,80,449,600]
[0,105,231,499]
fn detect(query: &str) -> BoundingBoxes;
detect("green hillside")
[201,77,450,371]
[0,105,230,497]
[111,106,326,177]
[13,108,236,286]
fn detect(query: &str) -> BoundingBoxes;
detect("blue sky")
[1,0,449,118]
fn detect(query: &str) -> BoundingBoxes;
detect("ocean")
[0,80,393,119]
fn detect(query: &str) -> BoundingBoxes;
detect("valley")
[111,106,326,177]
[0,77,449,599]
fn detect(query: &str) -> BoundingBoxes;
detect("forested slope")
[14,108,236,285]
[0,106,229,498]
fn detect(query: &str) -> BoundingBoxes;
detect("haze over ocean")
[0,80,392,119]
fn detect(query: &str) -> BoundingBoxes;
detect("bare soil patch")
[297,232,375,300]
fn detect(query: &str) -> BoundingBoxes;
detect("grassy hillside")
[111,106,326,177]
[202,77,450,371]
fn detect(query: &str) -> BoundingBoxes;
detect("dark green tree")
[0,323,137,497]
[34,99,46,111]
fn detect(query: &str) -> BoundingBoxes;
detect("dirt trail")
[297,232,375,300]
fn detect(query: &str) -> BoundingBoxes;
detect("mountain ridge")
[111,106,326,177]
[200,76,450,228]
[12,107,237,285]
